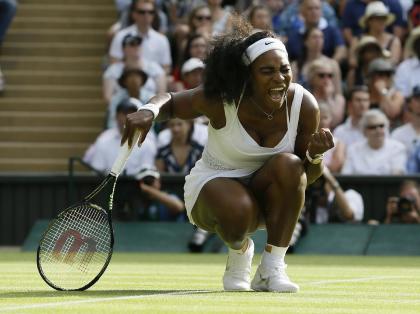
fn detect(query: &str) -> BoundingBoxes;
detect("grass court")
[1,250,420,313]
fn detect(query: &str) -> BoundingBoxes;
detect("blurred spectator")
[83,98,157,176]
[170,34,209,91]
[307,59,345,128]
[349,1,401,65]
[285,0,346,63]
[366,58,404,123]
[107,67,151,129]
[333,85,370,147]
[264,0,285,34]
[135,167,186,221]
[0,0,17,92]
[188,4,213,37]
[384,180,420,223]
[391,85,420,157]
[347,35,390,89]
[341,109,407,175]
[318,102,345,173]
[207,0,233,35]
[341,0,406,45]
[291,26,342,94]
[408,0,420,30]
[158,120,208,148]
[109,0,172,73]
[169,57,205,92]
[394,27,420,97]
[103,34,166,104]
[276,0,338,37]
[156,118,204,174]
[305,166,364,224]
[248,4,272,31]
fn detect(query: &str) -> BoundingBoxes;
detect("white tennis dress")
[184,84,304,224]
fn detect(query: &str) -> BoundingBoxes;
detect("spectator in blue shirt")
[285,0,346,63]
[341,0,406,45]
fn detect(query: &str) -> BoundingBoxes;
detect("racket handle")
[110,129,142,177]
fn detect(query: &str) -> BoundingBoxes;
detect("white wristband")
[138,103,160,119]
[306,150,324,164]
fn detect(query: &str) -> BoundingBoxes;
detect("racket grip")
[110,129,142,177]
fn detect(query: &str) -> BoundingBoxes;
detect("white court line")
[306,275,411,285]
[0,290,212,312]
[0,276,413,312]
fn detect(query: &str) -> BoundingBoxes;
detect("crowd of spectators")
[80,0,420,225]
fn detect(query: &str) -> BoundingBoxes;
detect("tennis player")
[122,20,334,292]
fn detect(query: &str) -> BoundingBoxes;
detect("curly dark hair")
[203,17,278,103]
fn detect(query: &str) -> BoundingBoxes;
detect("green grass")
[1,250,420,313]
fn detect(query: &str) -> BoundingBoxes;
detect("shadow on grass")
[0,289,227,299]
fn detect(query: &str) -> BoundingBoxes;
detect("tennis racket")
[36,130,141,291]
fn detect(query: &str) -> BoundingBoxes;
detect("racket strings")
[38,204,112,290]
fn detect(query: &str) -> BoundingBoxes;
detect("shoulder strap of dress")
[287,84,304,143]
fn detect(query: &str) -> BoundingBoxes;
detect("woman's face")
[189,37,208,60]
[367,16,387,32]
[305,28,324,53]
[360,45,382,65]
[192,7,212,30]
[250,49,292,106]
[250,8,271,30]
[168,118,191,141]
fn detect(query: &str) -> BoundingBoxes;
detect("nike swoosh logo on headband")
[264,42,274,45]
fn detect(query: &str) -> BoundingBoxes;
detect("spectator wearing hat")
[394,27,420,97]
[341,0,405,45]
[285,0,346,64]
[392,85,420,158]
[83,98,157,176]
[349,1,402,65]
[135,167,186,221]
[109,0,172,74]
[107,67,151,129]
[366,57,404,123]
[347,35,391,89]
[341,109,407,175]
[170,57,205,92]
[103,34,166,104]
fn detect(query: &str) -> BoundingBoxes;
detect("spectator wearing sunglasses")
[307,59,345,129]
[109,0,172,74]
[392,85,420,158]
[188,5,213,37]
[341,109,407,175]
[366,58,404,126]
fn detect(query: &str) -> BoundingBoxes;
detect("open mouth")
[268,87,286,102]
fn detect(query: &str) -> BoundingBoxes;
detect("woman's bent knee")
[268,153,306,188]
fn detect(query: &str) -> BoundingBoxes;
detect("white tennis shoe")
[251,264,299,293]
[223,238,254,291]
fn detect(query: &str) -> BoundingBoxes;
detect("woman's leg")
[250,153,307,246]
[249,152,307,293]
[191,177,262,291]
[191,177,261,249]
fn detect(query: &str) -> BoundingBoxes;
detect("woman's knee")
[268,153,307,189]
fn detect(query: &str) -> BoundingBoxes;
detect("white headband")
[242,38,288,66]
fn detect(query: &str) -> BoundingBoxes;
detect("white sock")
[261,244,288,268]
[228,238,249,255]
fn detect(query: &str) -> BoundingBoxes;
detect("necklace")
[249,96,286,120]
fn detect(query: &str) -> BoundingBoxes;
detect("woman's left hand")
[307,128,335,156]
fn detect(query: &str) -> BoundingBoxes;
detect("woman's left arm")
[295,88,335,185]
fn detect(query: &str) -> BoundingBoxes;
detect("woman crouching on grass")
[122,18,334,293]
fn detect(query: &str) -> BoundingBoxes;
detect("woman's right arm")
[122,86,211,146]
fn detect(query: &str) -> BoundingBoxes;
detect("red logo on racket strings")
[53,229,97,268]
